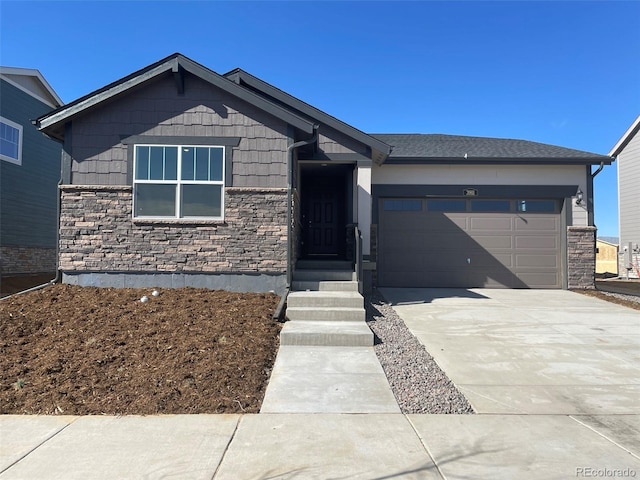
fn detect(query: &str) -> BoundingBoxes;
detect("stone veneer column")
[567,226,596,289]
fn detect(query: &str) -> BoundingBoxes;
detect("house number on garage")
[463,188,478,196]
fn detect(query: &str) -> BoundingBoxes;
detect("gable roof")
[372,133,614,165]
[224,68,392,164]
[609,114,640,157]
[0,66,63,109]
[36,53,315,141]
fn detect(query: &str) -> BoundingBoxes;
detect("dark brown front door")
[304,184,340,255]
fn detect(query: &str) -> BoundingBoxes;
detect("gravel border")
[365,289,474,414]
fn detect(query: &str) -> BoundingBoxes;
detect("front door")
[303,182,341,255]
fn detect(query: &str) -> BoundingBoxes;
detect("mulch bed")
[0,284,281,415]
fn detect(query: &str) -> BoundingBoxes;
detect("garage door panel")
[515,216,559,231]
[515,235,558,249]
[379,198,562,289]
[474,235,513,249]
[470,217,512,231]
[517,272,560,288]
[427,215,468,230]
[516,254,559,268]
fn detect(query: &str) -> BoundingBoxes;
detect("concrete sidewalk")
[260,346,400,413]
[1,413,639,479]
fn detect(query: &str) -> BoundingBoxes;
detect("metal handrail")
[354,225,363,285]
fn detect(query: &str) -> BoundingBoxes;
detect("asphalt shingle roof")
[371,133,612,163]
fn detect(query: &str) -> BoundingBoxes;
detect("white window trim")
[132,144,225,220]
[0,116,23,165]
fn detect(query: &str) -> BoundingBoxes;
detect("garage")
[378,197,562,288]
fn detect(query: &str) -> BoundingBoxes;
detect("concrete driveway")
[380,288,640,415]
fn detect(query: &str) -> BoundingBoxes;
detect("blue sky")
[1,0,638,236]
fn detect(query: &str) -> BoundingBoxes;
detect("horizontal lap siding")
[0,80,60,251]
[618,131,640,251]
[70,73,289,187]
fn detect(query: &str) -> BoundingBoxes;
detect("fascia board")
[38,60,176,130]
[383,156,615,165]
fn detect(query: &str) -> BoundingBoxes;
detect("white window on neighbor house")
[133,145,225,219]
[0,116,23,165]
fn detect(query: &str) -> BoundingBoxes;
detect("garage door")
[379,198,562,288]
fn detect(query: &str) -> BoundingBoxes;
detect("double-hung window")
[133,145,224,219]
[0,116,23,165]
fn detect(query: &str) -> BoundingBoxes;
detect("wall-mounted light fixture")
[576,188,583,205]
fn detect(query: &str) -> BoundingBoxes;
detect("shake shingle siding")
[69,73,289,187]
[319,129,368,155]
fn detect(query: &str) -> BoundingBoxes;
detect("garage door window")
[517,200,557,213]
[470,200,511,212]
[383,199,422,211]
[427,199,466,212]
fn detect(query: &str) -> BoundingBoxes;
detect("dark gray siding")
[0,79,60,248]
[319,129,368,155]
[69,73,289,188]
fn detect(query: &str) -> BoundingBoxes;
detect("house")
[609,115,640,279]
[1,67,63,286]
[34,53,613,293]
[595,238,618,276]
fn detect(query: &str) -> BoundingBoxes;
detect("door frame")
[299,163,353,259]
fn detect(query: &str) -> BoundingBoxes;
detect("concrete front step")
[287,291,363,309]
[286,307,365,322]
[280,321,374,346]
[293,269,355,282]
[296,259,353,270]
[292,280,359,292]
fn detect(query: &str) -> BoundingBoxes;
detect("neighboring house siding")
[618,129,640,278]
[69,73,289,188]
[0,79,60,275]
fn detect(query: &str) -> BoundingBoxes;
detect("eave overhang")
[382,156,615,166]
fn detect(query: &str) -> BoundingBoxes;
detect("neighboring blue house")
[0,67,63,285]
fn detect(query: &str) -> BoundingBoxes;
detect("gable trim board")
[35,53,613,292]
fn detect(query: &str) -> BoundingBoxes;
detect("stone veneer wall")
[567,226,597,289]
[59,186,287,274]
[0,246,56,275]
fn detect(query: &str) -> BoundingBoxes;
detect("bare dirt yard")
[0,284,281,415]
